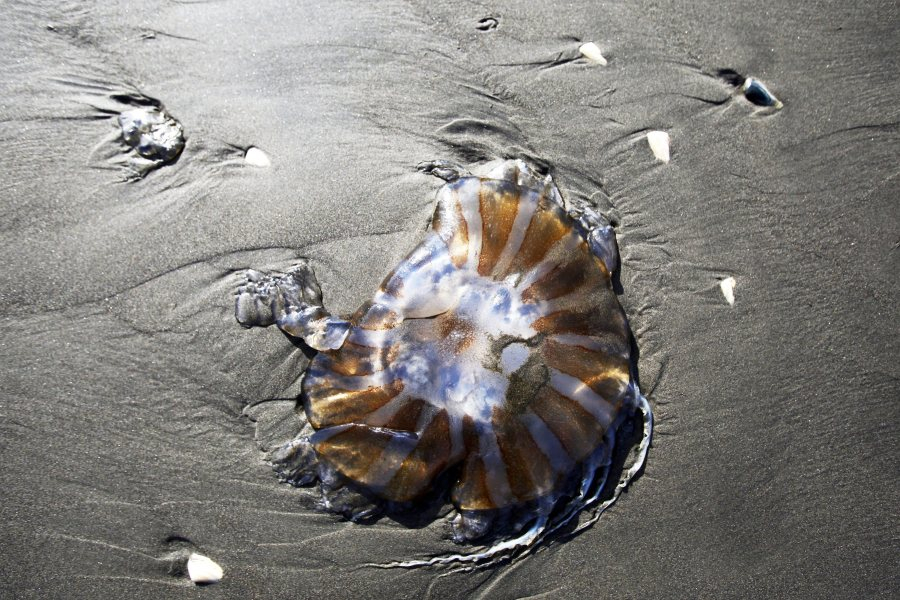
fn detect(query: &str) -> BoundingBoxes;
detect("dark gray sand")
[1,1,898,598]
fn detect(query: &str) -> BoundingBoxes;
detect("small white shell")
[244,146,271,168]
[578,42,608,66]
[646,131,670,163]
[720,277,736,306]
[187,553,223,584]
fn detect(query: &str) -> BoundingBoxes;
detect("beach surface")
[1,1,897,598]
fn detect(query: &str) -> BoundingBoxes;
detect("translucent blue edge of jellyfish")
[380,389,652,571]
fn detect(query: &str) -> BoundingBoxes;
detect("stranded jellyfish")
[236,159,652,566]
[118,104,184,173]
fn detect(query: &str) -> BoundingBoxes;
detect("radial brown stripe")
[453,455,495,511]
[477,180,520,276]
[521,247,605,303]
[381,274,404,299]
[532,307,626,338]
[317,341,395,377]
[367,396,426,431]
[434,187,469,268]
[382,409,453,501]
[500,200,571,277]
[305,380,403,429]
[312,424,398,484]
[451,416,495,510]
[492,407,559,502]
[430,201,444,231]
[529,387,606,461]
[379,234,447,299]
[541,339,630,402]
[352,301,401,331]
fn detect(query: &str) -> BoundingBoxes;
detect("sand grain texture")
[1,1,897,598]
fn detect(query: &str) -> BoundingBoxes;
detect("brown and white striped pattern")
[302,160,635,509]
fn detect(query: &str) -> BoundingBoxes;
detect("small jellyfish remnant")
[118,105,185,170]
[236,159,652,567]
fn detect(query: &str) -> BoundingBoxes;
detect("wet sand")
[1,1,897,598]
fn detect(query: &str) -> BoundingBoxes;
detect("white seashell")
[187,553,223,584]
[244,146,271,168]
[578,42,608,65]
[646,131,670,163]
[720,277,736,306]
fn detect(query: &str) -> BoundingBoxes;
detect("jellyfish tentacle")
[234,263,350,351]
[567,390,653,536]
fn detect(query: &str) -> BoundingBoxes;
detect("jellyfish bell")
[236,159,652,567]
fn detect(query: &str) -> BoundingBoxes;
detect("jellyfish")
[118,104,184,173]
[236,159,652,567]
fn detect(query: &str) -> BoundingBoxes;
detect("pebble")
[741,77,783,109]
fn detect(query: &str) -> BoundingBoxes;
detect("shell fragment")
[720,277,736,306]
[187,553,223,585]
[646,131,670,163]
[579,42,608,66]
[244,146,271,168]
